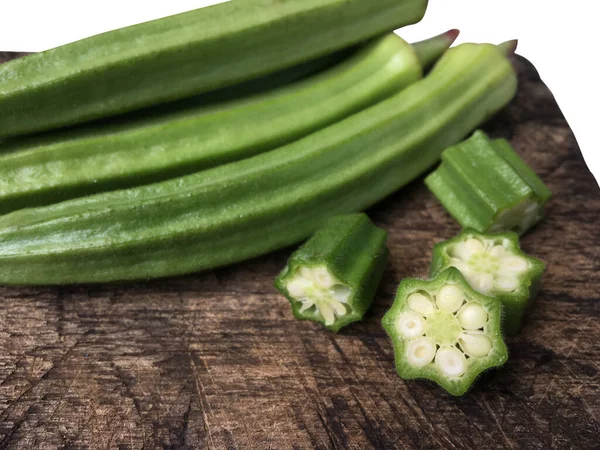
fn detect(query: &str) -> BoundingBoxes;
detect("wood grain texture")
[0,52,598,450]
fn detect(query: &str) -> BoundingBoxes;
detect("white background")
[1,0,598,187]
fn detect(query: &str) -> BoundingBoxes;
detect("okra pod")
[0,42,517,285]
[425,130,552,235]
[430,230,545,335]
[275,214,389,332]
[0,0,428,137]
[0,32,456,214]
[382,267,508,396]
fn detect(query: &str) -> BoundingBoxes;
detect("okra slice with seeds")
[430,230,545,335]
[275,214,389,332]
[382,267,508,396]
[425,130,551,235]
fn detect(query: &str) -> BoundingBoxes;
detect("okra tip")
[498,39,519,55]
[412,29,460,70]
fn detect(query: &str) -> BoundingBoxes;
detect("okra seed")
[459,332,493,357]
[313,266,335,288]
[299,267,315,280]
[408,293,435,315]
[397,312,425,338]
[436,284,464,312]
[299,300,315,313]
[406,338,436,367]
[330,299,347,316]
[319,303,335,326]
[470,273,494,294]
[457,303,488,330]
[500,256,528,273]
[435,347,467,377]
[489,245,507,257]
[332,285,352,303]
[453,239,485,261]
[287,278,311,298]
[495,276,520,291]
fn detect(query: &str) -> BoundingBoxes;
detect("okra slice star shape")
[430,229,545,335]
[382,267,508,396]
[275,213,389,332]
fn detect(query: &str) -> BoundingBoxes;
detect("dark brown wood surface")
[0,52,598,450]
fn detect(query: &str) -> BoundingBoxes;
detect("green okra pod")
[0,42,517,285]
[382,267,508,396]
[425,130,552,235]
[0,32,456,215]
[0,0,428,138]
[430,229,545,335]
[275,213,389,332]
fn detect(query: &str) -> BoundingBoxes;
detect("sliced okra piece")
[382,267,507,396]
[430,229,545,335]
[275,213,389,332]
[425,130,552,235]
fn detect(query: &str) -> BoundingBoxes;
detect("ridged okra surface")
[425,130,552,235]
[0,42,518,285]
[0,34,427,215]
[0,0,428,137]
[382,268,508,396]
[275,214,389,332]
[430,230,545,335]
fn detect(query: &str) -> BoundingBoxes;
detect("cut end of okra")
[430,229,545,335]
[425,130,552,236]
[382,267,508,396]
[283,265,353,327]
[275,213,388,332]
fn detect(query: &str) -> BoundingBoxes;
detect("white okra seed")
[435,347,467,377]
[470,273,494,294]
[489,245,507,257]
[330,299,347,316]
[299,300,315,313]
[453,238,485,261]
[319,303,335,326]
[397,312,425,338]
[299,267,315,281]
[500,256,528,273]
[495,276,520,291]
[332,285,352,303]
[457,303,488,330]
[405,337,436,367]
[436,284,464,312]
[459,332,493,357]
[287,278,312,298]
[407,293,435,315]
[313,266,335,288]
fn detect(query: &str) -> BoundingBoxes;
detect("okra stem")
[498,39,519,55]
[412,29,460,69]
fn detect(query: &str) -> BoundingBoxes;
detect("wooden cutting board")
[0,52,598,450]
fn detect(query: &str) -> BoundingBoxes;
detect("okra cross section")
[425,130,552,235]
[382,267,508,396]
[430,230,545,335]
[275,213,389,332]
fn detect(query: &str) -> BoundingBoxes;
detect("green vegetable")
[425,130,552,235]
[275,213,388,332]
[0,32,454,214]
[430,229,545,335]
[0,0,429,138]
[0,42,517,285]
[382,267,508,396]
